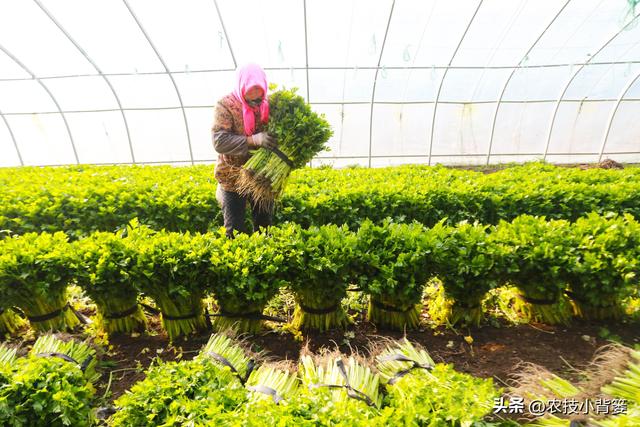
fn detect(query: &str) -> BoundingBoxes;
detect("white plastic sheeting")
[1,0,639,168]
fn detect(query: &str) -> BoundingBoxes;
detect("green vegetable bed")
[2,162,639,239]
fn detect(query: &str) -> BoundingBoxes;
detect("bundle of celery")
[562,212,640,320]
[110,357,246,426]
[376,339,499,426]
[243,361,392,427]
[127,225,210,340]
[0,343,16,370]
[431,220,499,326]
[510,363,583,405]
[300,352,382,409]
[197,332,256,384]
[0,339,97,427]
[276,224,358,332]
[491,215,574,325]
[245,365,299,404]
[601,347,640,405]
[0,307,25,335]
[354,220,433,330]
[593,407,640,427]
[209,229,289,333]
[0,232,79,332]
[512,345,639,426]
[115,332,259,426]
[72,232,147,334]
[237,87,332,209]
[30,335,99,383]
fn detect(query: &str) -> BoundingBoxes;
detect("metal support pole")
[428,0,484,166]
[123,0,195,165]
[368,0,396,168]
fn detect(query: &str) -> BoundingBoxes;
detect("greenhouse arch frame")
[1,0,640,167]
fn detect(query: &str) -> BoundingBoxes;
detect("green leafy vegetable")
[276,223,358,332]
[0,348,96,427]
[110,358,246,427]
[376,339,500,427]
[432,220,500,326]
[209,229,289,334]
[561,212,640,320]
[72,231,147,334]
[0,232,79,332]
[491,215,574,325]
[126,223,211,340]
[355,220,433,330]
[237,87,333,209]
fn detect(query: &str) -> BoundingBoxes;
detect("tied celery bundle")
[245,365,299,404]
[354,220,433,330]
[562,212,640,321]
[601,347,640,406]
[0,343,16,369]
[244,357,392,426]
[30,335,99,384]
[0,232,79,332]
[593,408,640,427]
[276,224,357,332]
[197,333,255,384]
[210,229,289,334]
[376,339,499,427]
[110,357,246,427]
[237,87,333,210]
[300,352,382,409]
[127,223,210,340]
[0,337,97,427]
[0,307,25,336]
[431,220,499,327]
[491,215,574,325]
[72,232,147,335]
[510,364,583,405]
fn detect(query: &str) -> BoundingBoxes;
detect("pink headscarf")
[232,63,270,136]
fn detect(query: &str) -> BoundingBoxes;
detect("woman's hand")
[249,132,277,149]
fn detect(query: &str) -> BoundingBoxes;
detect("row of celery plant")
[1,162,639,239]
[0,212,638,338]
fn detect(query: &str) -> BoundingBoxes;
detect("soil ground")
[98,313,640,406]
[3,161,639,423]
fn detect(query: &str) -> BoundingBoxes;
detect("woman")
[212,63,277,238]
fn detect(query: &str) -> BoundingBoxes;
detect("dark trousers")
[218,187,273,238]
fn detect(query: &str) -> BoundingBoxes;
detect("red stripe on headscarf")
[232,63,270,136]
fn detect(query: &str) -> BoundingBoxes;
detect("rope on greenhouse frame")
[204,351,256,385]
[298,303,339,315]
[308,359,376,407]
[247,384,284,404]
[35,351,94,373]
[377,354,434,385]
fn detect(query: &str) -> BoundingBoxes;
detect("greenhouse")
[1,1,640,426]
